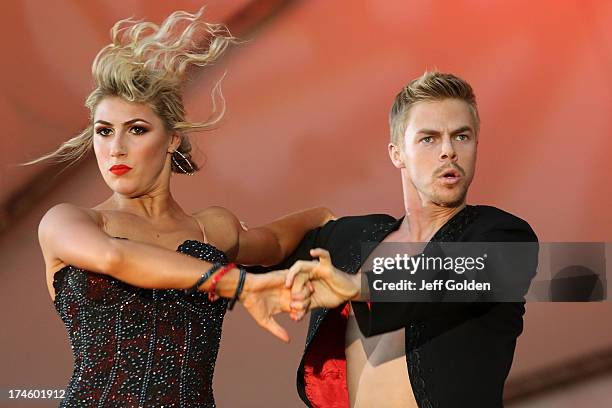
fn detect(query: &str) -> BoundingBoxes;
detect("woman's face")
[93,96,180,196]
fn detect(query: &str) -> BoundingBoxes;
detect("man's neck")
[399,203,466,242]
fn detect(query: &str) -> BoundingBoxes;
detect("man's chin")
[431,191,467,208]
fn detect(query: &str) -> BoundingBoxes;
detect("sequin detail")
[405,205,478,408]
[53,240,228,407]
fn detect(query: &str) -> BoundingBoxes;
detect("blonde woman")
[25,9,326,407]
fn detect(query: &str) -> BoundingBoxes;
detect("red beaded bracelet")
[208,263,236,301]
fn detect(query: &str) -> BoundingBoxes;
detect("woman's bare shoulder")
[192,206,241,256]
[41,203,102,226]
[39,203,104,301]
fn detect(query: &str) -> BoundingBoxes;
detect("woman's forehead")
[94,97,158,123]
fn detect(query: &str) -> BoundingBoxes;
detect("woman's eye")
[130,126,147,135]
[95,127,112,136]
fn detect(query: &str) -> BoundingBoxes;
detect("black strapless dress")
[53,239,228,407]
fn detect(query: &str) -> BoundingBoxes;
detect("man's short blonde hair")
[389,71,480,145]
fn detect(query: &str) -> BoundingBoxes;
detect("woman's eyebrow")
[94,118,152,126]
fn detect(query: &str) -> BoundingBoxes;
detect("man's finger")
[310,248,332,267]
[291,284,311,301]
[295,299,311,320]
[285,265,299,287]
[285,260,316,287]
[290,299,311,321]
[290,300,307,311]
[291,272,311,299]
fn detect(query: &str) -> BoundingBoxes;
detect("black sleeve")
[352,221,538,336]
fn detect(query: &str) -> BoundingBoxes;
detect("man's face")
[391,98,478,208]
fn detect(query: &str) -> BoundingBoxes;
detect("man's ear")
[388,142,405,169]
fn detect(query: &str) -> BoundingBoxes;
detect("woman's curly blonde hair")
[23,8,236,174]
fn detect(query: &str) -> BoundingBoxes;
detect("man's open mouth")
[440,169,461,179]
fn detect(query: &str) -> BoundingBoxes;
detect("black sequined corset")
[52,240,228,408]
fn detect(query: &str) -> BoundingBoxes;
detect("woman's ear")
[388,143,405,169]
[168,132,182,153]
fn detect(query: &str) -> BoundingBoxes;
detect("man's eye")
[421,136,434,143]
[456,134,468,141]
[96,128,112,136]
[130,126,147,135]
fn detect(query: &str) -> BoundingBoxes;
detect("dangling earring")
[171,150,195,175]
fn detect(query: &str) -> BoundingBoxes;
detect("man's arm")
[352,223,538,336]
[287,218,538,336]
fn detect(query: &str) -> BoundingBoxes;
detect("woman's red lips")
[109,164,132,175]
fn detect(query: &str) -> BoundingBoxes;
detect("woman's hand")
[239,270,311,343]
[284,248,361,312]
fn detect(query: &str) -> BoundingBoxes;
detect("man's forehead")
[405,99,476,132]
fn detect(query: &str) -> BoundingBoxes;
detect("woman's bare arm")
[39,203,306,341]
[40,203,240,294]
[235,207,335,266]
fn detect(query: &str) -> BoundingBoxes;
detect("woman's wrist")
[238,273,254,301]
[206,267,241,298]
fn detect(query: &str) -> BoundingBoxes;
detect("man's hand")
[239,270,311,343]
[284,248,361,313]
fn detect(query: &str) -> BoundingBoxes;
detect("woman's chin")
[107,183,141,196]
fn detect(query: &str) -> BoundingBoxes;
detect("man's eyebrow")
[94,118,152,126]
[416,128,442,136]
[415,126,474,135]
[450,126,473,135]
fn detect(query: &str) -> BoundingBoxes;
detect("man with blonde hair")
[279,71,538,407]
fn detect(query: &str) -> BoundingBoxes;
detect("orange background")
[1,1,611,406]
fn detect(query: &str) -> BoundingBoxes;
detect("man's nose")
[439,136,457,162]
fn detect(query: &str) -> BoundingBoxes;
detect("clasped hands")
[239,248,362,343]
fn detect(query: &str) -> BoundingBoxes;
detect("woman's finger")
[260,317,290,343]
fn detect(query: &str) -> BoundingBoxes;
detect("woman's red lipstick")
[109,164,132,175]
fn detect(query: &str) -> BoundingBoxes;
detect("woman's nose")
[110,135,127,157]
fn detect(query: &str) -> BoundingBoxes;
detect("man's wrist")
[348,273,370,301]
[349,273,362,301]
